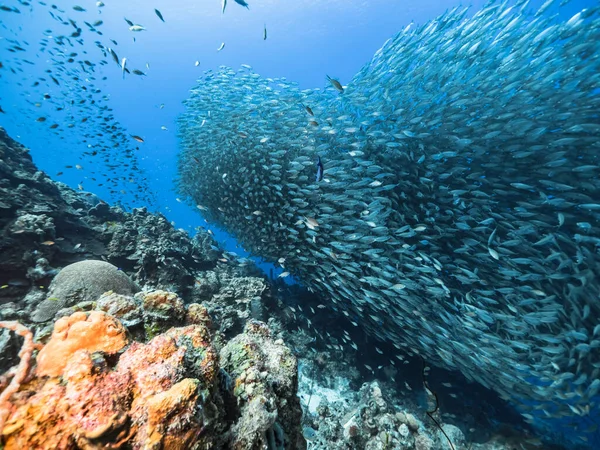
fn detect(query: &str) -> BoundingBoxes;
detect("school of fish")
[176,0,600,436]
[0,1,176,206]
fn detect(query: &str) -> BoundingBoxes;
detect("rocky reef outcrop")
[0,290,303,449]
[0,127,303,448]
[0,126,273,346]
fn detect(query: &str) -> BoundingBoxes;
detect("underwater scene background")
[1,0,599,449]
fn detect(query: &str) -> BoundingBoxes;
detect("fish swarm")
[177,1,600,421]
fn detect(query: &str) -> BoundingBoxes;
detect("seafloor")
[0,127,575,449]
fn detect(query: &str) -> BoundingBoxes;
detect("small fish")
[217,42,225,52]
[234,0,249,8]
[263,24,267,40]
[0,285,8,289]
[124,18,134,26]
[316,155,324,182]
[302,104,314,116]
[131,135,144,143]
[0,5,19,12]
[154,9,165,22]
[121,57,127,78]
[73,5,86,12]
[132,69,146,76]
[108,47,119,65]
[303,217,319,230]
[221,0,227,14]
[36,117,46,122]
[326,75,344,93]
[0,106,4,113]
[278,271,290,278]
[129,25,146,32]
[161,126,168,130]
[41,240,55,246]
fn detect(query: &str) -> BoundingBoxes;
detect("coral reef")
[35,311,128,377]
[0,321,40,430]
[2,316,224,449]
[0,288,304,449]
[205,275,271,338]
[221,320,304,449]
[299,377,546,450]
[0,128,574,449]
[0,127,275,369]
[32,260,140,323]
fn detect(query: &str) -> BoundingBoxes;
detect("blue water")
[0,0,590,252]
[1,1,598,447]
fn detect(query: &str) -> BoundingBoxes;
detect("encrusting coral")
[1,311,224,449]
[221,320,304,449]
[0,290,304,449]
[36,311,128,377]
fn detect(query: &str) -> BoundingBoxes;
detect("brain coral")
[32,260,140,323]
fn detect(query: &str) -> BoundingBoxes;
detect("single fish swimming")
[316,155,324,182]
[326,75,344,93]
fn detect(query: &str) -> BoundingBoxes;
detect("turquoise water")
[1,1,599,448]
[1,0,588,251]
